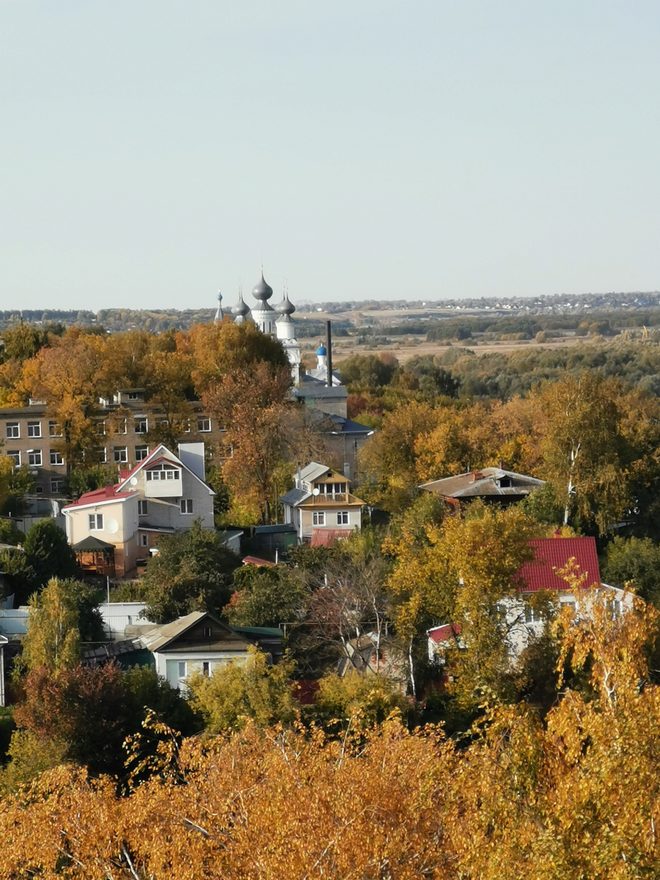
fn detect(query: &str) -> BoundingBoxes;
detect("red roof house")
[518,536,601,593]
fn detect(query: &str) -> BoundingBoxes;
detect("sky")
[1,0,660,310]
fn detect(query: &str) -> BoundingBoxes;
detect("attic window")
[203,626,212,638]
[146,464,180,481]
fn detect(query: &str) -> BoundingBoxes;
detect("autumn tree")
[533,373,660,534]
[142,342,196,448]
[21,577,104,673]
[20,329,106,474]
[184,320,290,396]
[188,648,297,733]
[8,663,197,783]
[359,400,440,512]
[202,361,297,523]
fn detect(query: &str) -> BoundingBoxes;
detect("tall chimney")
[326,320,333,388]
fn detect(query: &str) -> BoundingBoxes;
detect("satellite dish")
[107,518,119,535]
[312,488,320,496]
[130,477,138,486]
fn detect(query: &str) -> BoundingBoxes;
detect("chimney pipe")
[326,320,333,388]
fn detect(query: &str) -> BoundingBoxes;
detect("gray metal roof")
[307,410,374,436]
[139,610,248,654]
[298,461,330,482]
[280,487,311,506]
[252,273,273,301]
[420,468,545,498]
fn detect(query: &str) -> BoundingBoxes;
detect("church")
[213,272,373,483]
[214,272,302,382]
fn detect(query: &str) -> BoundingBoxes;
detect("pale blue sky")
[1,0,659,309]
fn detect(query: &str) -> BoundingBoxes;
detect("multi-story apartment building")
[0,390,223,498]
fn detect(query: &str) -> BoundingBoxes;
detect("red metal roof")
[310,528,353,547]
[427,623,462,644]
[518,537,601,593]
[62,484,134,510]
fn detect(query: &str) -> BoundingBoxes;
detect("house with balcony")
[62,442,214,577]
[280,461,365,545]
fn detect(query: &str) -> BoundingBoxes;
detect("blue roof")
[316,343,327,355]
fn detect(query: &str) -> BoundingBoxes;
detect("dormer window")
[145,463,180,481]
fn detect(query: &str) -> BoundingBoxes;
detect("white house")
[427,536,633,664]
[139,610,252,691]
[280,461,365,544]
[63,442,214,577]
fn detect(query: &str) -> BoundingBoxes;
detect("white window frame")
[115,418,127,435]
[27,449,42,467]
[197,417,211,433]
[134,417,148,434]
[88,513,103,531]
[524,604,543,624]
[139,533,149,547]
[49,450,64,466]
[336,510,349,525]
[146,465,180,481]
[113,446,128,463]
[138,500,148,516]
[5,423,19,439]
[202,661,211,677]
[312,511,326,526]
[180,499,194,515]
[135,445,149,461]
[27,421,42,438]
[7,450,20,467]
[177,661,187,679]
[48,420,62,437]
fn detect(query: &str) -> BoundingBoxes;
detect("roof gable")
[518,537,601,593]
[140,611,251,653]
[420,468,544,498]
[116,444,214,496]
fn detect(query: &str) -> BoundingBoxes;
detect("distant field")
[299,334,587,366]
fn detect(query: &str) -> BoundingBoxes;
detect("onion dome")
[233,291,250,318]
[316,343,327,356]
[275,292,296,316]
[252,272,273,302]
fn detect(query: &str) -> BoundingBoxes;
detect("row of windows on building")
[4,416,213,440]
[5,446,151,468]
[312,511,352,526]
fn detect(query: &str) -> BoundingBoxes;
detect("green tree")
[225,565,309,628]
[188,648,297,733]
[602,536,660,608]
[0,518,23,546]
[21,578,104,673]
[23,519,78,587]
[142,521,240,623]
